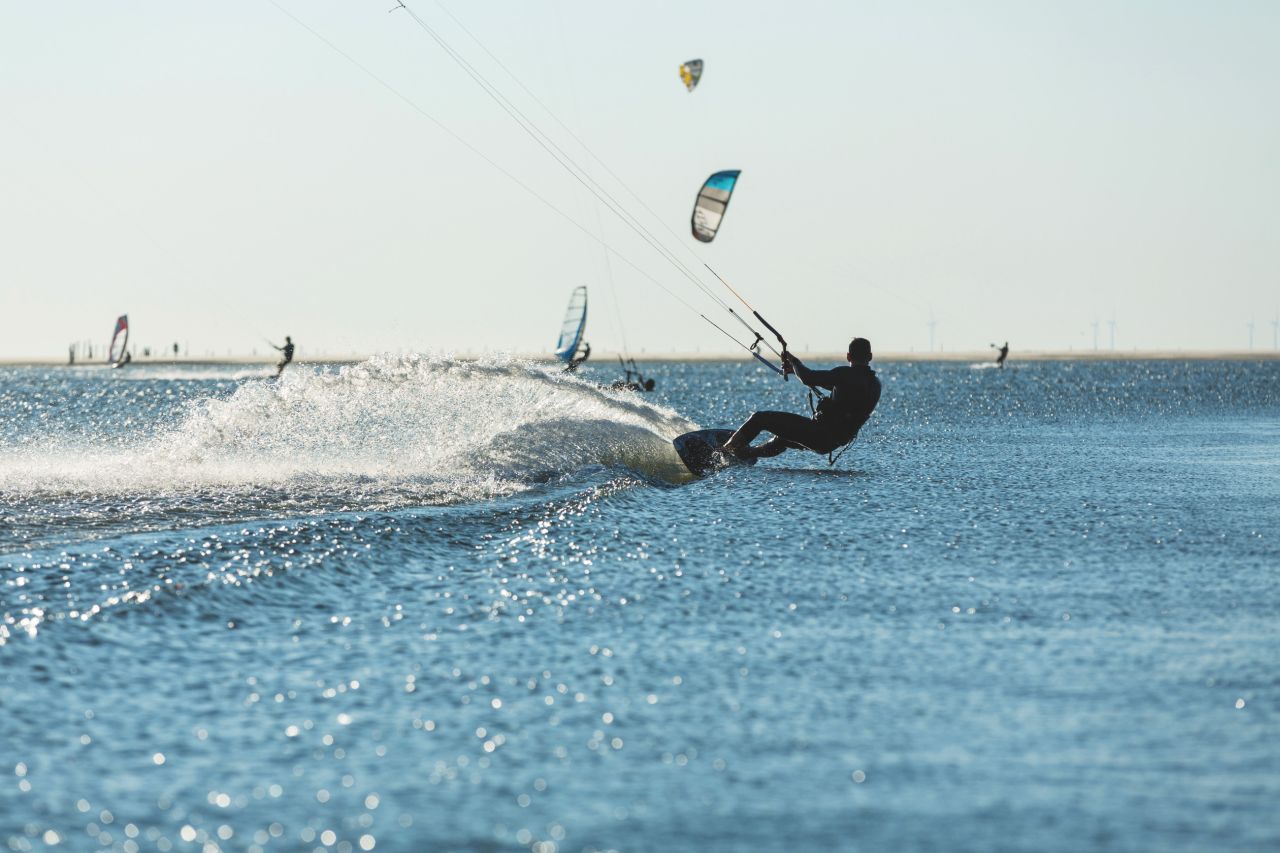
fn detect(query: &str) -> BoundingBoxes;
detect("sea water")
[1,355,1277,852]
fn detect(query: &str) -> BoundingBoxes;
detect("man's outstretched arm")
[786,353,837,389]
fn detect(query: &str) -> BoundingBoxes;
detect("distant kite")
[691,170,740,243]
[679,59,703,92]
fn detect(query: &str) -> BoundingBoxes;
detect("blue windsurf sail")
[554,286,588,364]
[691,170,741,243]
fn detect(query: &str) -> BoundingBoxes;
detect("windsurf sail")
[679,59,703,92]
[107,315,129,365]
[691,170,741,243]
[554,286,588,364]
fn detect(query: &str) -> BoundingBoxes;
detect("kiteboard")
[673,429,756,477]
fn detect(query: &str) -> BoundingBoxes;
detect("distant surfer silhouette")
[611,357,656,392]
[272,336,295,377]
[992,341,1009,368]
[722,337,881,462]
[565,341,591,373]
[609,376,656,392]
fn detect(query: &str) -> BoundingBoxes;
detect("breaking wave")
[0,354,699,507]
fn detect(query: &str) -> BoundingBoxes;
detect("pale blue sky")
[2,0,1277,359]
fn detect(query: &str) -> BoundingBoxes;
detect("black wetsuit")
[566,342,591,373]
[275,341,295,376]
[734,362,881,459]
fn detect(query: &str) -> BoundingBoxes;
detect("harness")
[803,384,857,466]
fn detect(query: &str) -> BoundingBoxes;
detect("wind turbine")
[928,310,936,353]
[1247,320,1255,350]
[1272,313,1278,350]
[1091,318,1099,351]
[1108,315,1116,351]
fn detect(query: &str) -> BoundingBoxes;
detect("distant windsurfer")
[721,338,880,462]
[272,336,295,377]
[565,341,591,373]
[107,314,129,367]
[992,341,1009,368]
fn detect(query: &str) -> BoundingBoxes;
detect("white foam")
[59,364,272,382]
[113,367,273,382]
[0,354,698,502]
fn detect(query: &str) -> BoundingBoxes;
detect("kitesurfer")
[272,336,295,377]
[610,376,656,392]
[993,341,1009,368]
[721,338,880,461]
[610,358,656,392]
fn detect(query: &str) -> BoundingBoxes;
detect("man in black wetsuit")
[722,337,881,461]
[610,357,656,392]
[272,336,295,377]
[993,341,1009,368]
[565,341,591,373]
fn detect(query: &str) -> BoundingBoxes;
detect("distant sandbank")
[4,350,1278,367]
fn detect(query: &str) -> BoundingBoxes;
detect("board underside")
[673,428,755,477]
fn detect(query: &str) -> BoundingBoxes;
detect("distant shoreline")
[4,350,1279,367]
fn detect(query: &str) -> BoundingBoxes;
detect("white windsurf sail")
[554,286,588,364]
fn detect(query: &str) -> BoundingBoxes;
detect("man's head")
[847,337,872,365]
[286,336,292,343]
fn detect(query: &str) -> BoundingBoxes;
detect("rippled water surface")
[2,356,1278,852]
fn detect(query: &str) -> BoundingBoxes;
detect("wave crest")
[1,354,698,502]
